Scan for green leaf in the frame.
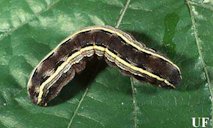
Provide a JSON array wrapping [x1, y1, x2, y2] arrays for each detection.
[[0, 0, 212, 128]]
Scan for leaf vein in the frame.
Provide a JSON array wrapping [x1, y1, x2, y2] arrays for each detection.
[[188, 0, 213, 11], [130, 78, 138, 128], [115, 0, 131, 28], [186, 0, 213, 96], [67, 88, 89, 128], [77, 113, 105, 127], [186, 0, 213, 120]]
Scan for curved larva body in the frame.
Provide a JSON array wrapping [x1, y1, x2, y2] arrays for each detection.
[[27, 26, 181, 106]]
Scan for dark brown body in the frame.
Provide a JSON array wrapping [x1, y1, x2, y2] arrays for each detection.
[[28, 26, 181, 106]]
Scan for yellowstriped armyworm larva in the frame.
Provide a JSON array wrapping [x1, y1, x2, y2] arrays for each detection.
[[27, 26, 181, 106]]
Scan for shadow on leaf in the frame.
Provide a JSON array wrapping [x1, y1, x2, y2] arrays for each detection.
[[48, 57, 107, 106]]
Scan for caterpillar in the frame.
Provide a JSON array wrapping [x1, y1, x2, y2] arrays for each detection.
[[27, 26, 181, 106]]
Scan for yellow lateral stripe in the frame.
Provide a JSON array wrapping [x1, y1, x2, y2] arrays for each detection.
[[106, 27, 180, 72], [37, 46, 94, 103], [104, 48, 175, 88], [28, 26, 180, 91], [37, 45, 175, 104], [34, 26, 180, 74], [67, 26, 181, 72]]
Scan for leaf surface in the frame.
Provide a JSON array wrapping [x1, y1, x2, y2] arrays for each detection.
[[0, 0, 212, 128]]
